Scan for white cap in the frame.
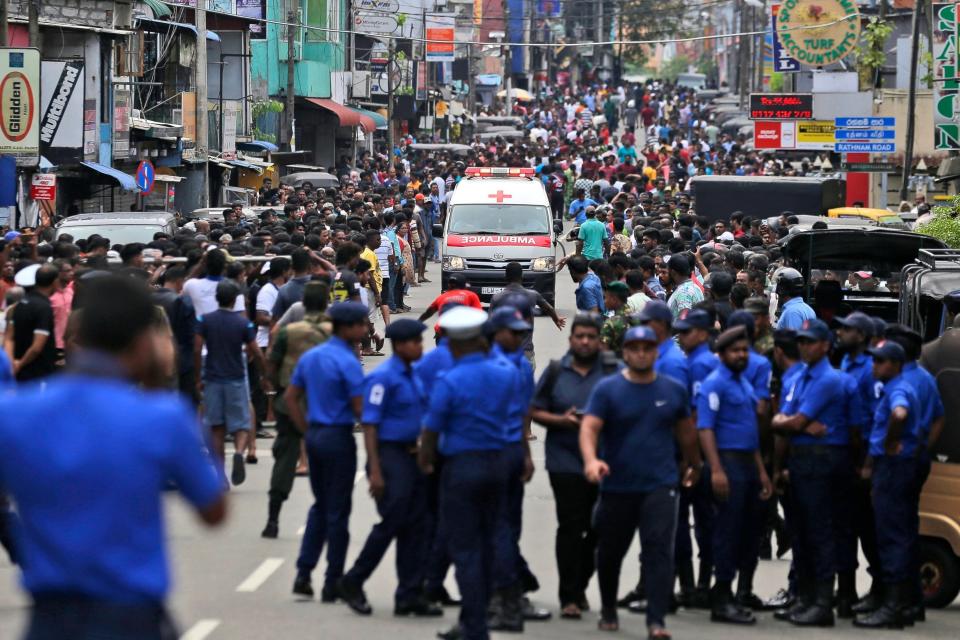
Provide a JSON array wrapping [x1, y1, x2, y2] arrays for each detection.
[[438, 306, 488, 340], [260, 261, 272, 275], [718, 231, 735, 243], [14, 263, 40, 287]]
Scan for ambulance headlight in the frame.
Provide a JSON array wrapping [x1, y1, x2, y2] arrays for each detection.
[[530, 256, 555, 272], [443, 256, 466, 271]]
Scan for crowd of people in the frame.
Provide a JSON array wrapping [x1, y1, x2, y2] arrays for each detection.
[[0, 76, 953, 640]]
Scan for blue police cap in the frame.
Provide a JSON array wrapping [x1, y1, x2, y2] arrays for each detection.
[[867, 339, 906, 363], [674, 308, 713, 331], [795, 318, 831, 342], [385, 318, 427, 341], [623, 325, 659, 345], [870, 316, 888, 338], [637, 300, 673, 326], [726, 310, 756, 341], [328, 301, 369, 324], [715, 325, 749, 352], [487, 305, 532, 332], [836, 311, 874, 337]]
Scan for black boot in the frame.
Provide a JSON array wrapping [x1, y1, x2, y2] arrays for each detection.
[[854, 582, 904, 629], [617, 581, 645, 608], [735, 571, 765, 611], [292, 573, 314, 598], [690, 558, 713, 609], [852, 582, 883, 614], [262, 498, 282, 538], [337, 576, 373, 615], [789, 581, 835, 627], [674, 558, 696, 608], [836, 571, 858, 619], [711, 582, 756, 625], [489, 585, 524, 632]]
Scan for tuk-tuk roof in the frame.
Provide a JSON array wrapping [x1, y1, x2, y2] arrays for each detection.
[[829, 207, 898, 220], [781, 228, 947, 276], [280, 171, 340, 188]]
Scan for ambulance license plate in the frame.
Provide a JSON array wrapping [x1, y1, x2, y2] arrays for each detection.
[[481, 287, 504, 295]]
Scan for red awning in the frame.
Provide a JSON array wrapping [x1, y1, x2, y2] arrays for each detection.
[[304, 98, 376, 133]]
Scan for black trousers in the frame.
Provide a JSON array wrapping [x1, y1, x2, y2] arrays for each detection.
[[548, 472, 598, 606], [25, 595, 177, 640]]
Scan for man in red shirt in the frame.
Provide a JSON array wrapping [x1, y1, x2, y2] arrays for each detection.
[[418, 273, 482, 323]]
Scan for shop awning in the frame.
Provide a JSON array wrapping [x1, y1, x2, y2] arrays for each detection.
[[237, 140, 279, 153], [136, 17, 221, 42], [227, 159, 264, 174], [347, 106, 387, 130], [131, 116, 183, 140], [80, 161, 139, 191], [143, 0, 172, 18], [303, 98, 376, 133]]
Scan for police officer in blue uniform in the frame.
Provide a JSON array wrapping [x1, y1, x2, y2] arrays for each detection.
[[416, 305, 460, 608], [486, 306, 539, 632], [774, 269, 816, 330], [0, 275, 225, 640], [581, 325, 702, 638], [285, 301, 368, 602], [673, 307, 718, 608], [881, 324, 945, 623], [854, 339, 922, 629], [836, 311, 884, 614], [419, 306, 519, 640], [772, 318, 861, 627], [616, 300, 692, 612], [338, 319, 443, 618], [697, 326, 774, 625]]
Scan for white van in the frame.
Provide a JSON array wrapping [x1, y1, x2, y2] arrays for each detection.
[[433, 167, 561, 305]]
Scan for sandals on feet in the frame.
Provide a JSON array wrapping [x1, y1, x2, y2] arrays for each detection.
[[560, 603, 582, 620], [598, 608, 619, 632], [647, 626, 671, 640]]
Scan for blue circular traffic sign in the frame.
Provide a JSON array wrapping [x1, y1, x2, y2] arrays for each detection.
[[136, 160, 156, 194]]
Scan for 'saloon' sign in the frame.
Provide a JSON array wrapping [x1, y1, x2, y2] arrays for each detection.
[[0, 48, 40, 166]]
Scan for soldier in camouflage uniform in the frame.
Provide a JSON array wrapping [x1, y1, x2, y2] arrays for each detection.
[[746, 297, 775, 360], [600, 281, 637, 357], [262, 282, 332, 539]]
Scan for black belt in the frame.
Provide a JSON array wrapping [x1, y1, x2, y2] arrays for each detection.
[[719, 450, 756, 461], [309, 422, 354, 430], [792, 443, 849, 454], [381, 441, 419, 454]]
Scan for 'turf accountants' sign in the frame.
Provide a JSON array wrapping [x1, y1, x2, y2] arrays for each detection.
[[776, 0, 861, 68], [0, 48, 40, 166]]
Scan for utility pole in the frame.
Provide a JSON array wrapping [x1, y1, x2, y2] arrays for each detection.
[[1, 0, 9, 47], [27, 0, 39, 48], [737, 0, 749, 109], [503, 0, 511, 110], [285, 8, 297, 151], [900, 0, 922, 202], [196, 1, 210, 207], [387, 38, 395, 155]]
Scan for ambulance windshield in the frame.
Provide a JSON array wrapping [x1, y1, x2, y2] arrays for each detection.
[[448, 205, 551, 235]]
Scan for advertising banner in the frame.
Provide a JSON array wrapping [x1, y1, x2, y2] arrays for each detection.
[[933, 3, 959, 149], [426, 14, 456, 62], [0, 48, 40, 166], [40, 60, 84, 165], [771, 4, 800, 72]]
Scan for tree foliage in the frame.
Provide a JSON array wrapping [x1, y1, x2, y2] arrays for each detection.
[[620, 0, 690, 68], [917, 196, 960, 248]]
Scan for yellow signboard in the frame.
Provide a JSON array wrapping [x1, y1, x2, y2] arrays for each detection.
[[777, 0, 861, 68], [796, 120, 836, 150]]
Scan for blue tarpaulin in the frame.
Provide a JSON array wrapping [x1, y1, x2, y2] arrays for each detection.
[[80, 161, 139, 191]]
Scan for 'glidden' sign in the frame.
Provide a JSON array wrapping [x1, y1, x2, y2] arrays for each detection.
[[776, 0, 861, 68], [0, 48, 40, 166]]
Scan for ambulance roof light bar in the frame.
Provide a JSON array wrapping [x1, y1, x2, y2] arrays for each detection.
[[464, 167, 536, 179]]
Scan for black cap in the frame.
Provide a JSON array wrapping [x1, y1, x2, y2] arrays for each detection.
[[385, 318, 427, 341], [715, 325, 749, 352]]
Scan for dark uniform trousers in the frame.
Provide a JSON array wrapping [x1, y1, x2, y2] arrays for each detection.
[[424, 454, 452, 595], [872, 456, 922, 586], [548, 472, 598, 606], [675, 464, 715, 588], [26, 595, 178, 640], [441, 450, 505, 640], [911, 453, 933, 606], [296, 427, 357, 589], [852, 448, 881, 584], [711, 452, 763, 584], [268, 408, 302, 505], [595, 487, 679, 629], [345, 442, 428, 605], [493, 441, 525, 591], [787, 445, 852, 591]]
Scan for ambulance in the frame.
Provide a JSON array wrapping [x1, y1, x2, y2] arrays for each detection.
[[433, 167, 562, 305]]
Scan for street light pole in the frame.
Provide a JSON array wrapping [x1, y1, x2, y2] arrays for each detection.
[[900, 0, 922, 202]]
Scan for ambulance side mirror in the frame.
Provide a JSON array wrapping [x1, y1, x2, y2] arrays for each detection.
[[432, 224, 444, 238], [553, 221, 563, 235]]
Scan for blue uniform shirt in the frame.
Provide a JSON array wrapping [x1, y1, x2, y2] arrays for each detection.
[[781, 362, 803, 403], [414, 338, 455, 395], [585, 372, 690, 493], [424, 352, 519, 456], [901, 361, 944, 438], [657, 338, 690, 393], [781, 356, 854, 446], [0, 348, 13, 387], [697, 363, 760, 451], [687, 342, 718, 405], [744, 350, 773, 400], [0, 358, 221, 603], [292, 336, 364, 426], [569, 198, 598, 224], [777, 297, 817, 330], [841, 351, 880, 436], [362, 355, 426, 442], [869, 374, 921, 458], [575, 272, 605, 313], [492, 343, 535, 443]]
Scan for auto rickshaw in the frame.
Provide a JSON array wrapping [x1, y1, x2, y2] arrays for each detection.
[[899, 248, 960, 607], [828, 207, 909, 230]]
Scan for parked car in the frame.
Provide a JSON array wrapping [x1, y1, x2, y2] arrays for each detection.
[[54, 212, 178, 245]]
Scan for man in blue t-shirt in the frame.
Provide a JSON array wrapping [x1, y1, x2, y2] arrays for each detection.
[[568, 188, 598, 224], [581, 325, 702, 638], [195, 280, 267, 487], [565, 255, 605, 314]]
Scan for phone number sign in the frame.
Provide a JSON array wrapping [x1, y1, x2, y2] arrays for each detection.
[[749, 93, 813, 120]]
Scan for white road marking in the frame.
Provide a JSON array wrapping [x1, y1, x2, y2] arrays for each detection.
[[180, 619, 221, 640], [236, 558, 285, 592]]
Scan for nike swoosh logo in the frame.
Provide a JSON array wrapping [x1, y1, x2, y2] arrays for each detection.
[[655, 400, 666, 407]]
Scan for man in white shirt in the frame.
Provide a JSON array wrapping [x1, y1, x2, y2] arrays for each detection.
[[255, 258, 291, 348], [182, 249, 245, 318]]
